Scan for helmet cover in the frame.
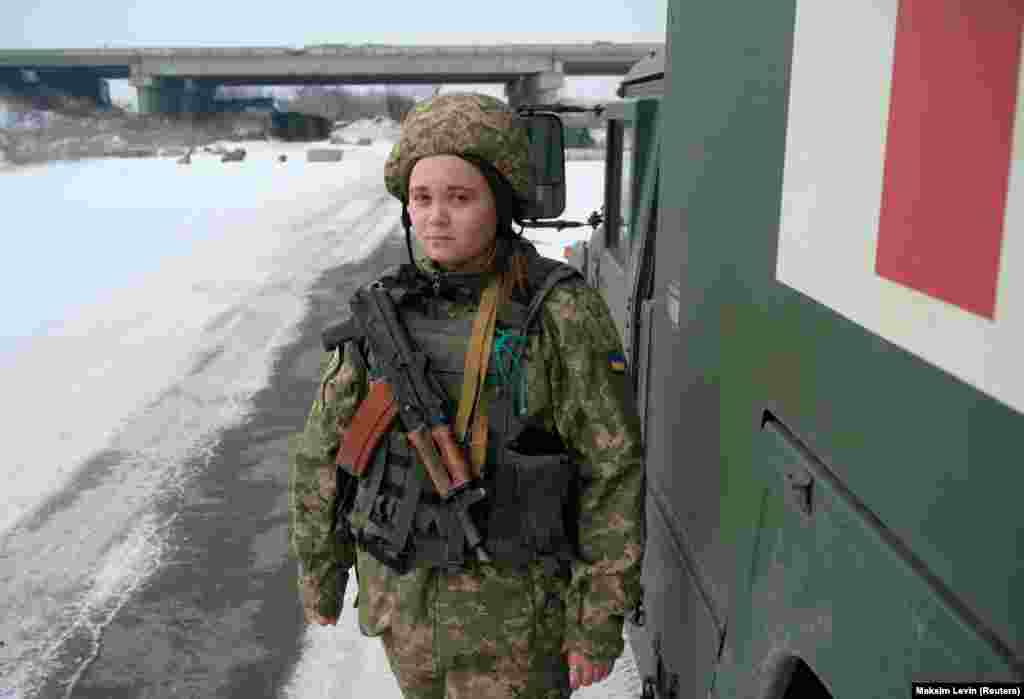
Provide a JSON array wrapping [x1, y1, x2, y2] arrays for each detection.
[[384, 92, 531, 203]]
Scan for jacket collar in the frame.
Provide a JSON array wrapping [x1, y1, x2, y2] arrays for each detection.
[[414, 236, 523, 298]]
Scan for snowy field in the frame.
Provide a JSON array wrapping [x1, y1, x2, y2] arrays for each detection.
[[0, 133, 636, 698], [0, 137, 399, 537]]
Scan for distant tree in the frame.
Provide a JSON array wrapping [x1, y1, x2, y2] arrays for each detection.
[[284, 85, 349, 120], [287, 85, 392, 121], [273, 84, 428, 123]]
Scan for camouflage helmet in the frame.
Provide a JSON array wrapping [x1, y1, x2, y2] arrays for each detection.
[[384, 92, 531, 203]]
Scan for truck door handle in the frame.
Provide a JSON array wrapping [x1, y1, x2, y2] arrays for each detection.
[[785, 466, 814, 517]]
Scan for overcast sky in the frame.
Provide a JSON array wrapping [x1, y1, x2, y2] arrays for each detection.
[[1, 0, 666, 48]]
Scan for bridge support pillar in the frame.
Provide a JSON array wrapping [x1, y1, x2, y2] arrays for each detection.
[[133, 76, 216, 116], [180, 80, 217, 117], [505, 70, 565, 108]]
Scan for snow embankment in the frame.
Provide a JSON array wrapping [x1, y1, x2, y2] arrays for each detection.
[[0, 96, 405, 170], [327, 116, 401, 147], [0, 95, 271, 168]]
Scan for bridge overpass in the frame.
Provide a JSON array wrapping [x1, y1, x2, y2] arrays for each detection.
[[0, 43, 660, 115]]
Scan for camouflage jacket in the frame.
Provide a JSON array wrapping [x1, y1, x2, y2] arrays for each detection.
[[288, 255, 645, 664]]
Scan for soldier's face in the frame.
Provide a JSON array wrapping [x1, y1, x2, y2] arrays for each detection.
[[408, 155, 498, 272]]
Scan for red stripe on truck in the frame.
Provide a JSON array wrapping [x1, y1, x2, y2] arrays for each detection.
[[875, 0, 1023, 319]]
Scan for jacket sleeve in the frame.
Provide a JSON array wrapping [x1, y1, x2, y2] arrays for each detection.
[[289, 341, 368, 620], [540, 280, 645, 664]]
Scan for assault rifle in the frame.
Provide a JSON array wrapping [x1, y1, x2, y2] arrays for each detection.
[[347, 280, 491, 563]]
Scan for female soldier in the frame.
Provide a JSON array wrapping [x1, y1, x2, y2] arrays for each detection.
[[289, 92, 644, 698]]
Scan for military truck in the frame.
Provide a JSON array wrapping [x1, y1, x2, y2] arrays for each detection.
[[522, 2, 1024, 696]]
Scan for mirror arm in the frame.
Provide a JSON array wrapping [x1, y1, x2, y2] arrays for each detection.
[[517, 103, 606, 118], [521, 210, 604, 232], [522, 220, 584, 231]]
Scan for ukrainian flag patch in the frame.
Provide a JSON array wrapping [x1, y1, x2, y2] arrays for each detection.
[[608, 352, 627, 373]]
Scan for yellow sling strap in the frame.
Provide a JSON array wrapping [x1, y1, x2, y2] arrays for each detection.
[[455, 270, 512, 478]]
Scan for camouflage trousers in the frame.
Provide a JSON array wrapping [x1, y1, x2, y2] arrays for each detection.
[[379, 620, 571, 699]]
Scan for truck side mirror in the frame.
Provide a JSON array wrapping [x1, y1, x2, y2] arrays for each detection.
[[519, 113, 567, 220]]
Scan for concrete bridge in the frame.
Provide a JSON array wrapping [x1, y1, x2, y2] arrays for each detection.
[[0, 43, 660, 114]]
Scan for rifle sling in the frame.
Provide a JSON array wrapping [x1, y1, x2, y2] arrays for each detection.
[[454, 272, 506, 478]]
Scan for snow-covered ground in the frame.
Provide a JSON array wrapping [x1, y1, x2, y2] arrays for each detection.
[[0, 136, 402, 696], [0, 132, 627, 698], [0, 137, 396, 536]]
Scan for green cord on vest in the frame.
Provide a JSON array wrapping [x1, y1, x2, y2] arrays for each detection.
[[491, 329, 529, 416]]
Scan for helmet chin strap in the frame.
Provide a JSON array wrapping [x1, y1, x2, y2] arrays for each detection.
[[401, 207, 422, 275]]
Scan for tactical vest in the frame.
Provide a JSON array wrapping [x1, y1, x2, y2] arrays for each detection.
[[325, 248, 582, 575]]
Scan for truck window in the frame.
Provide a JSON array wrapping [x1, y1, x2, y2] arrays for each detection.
[[620, 123, 635, 250], [604, 119, 636, 257]]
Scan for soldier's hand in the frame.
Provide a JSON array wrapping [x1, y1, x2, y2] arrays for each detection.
[[300, 574, 339, 626], [302, 602, 339, 626], [567, 650, 613, 691]]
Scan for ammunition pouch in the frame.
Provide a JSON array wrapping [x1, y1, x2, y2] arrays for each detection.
[[333, 463, 360, 609], [349, 436, 423, 574], [348, 432, 576, 575], [484, 448, 575, 569], [332, 464, 359, 543]]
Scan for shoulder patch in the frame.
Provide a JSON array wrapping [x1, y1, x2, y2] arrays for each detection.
[[608, 352, 627, 373]]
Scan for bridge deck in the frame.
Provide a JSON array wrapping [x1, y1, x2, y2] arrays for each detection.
[[0, 43, 661, 82]]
